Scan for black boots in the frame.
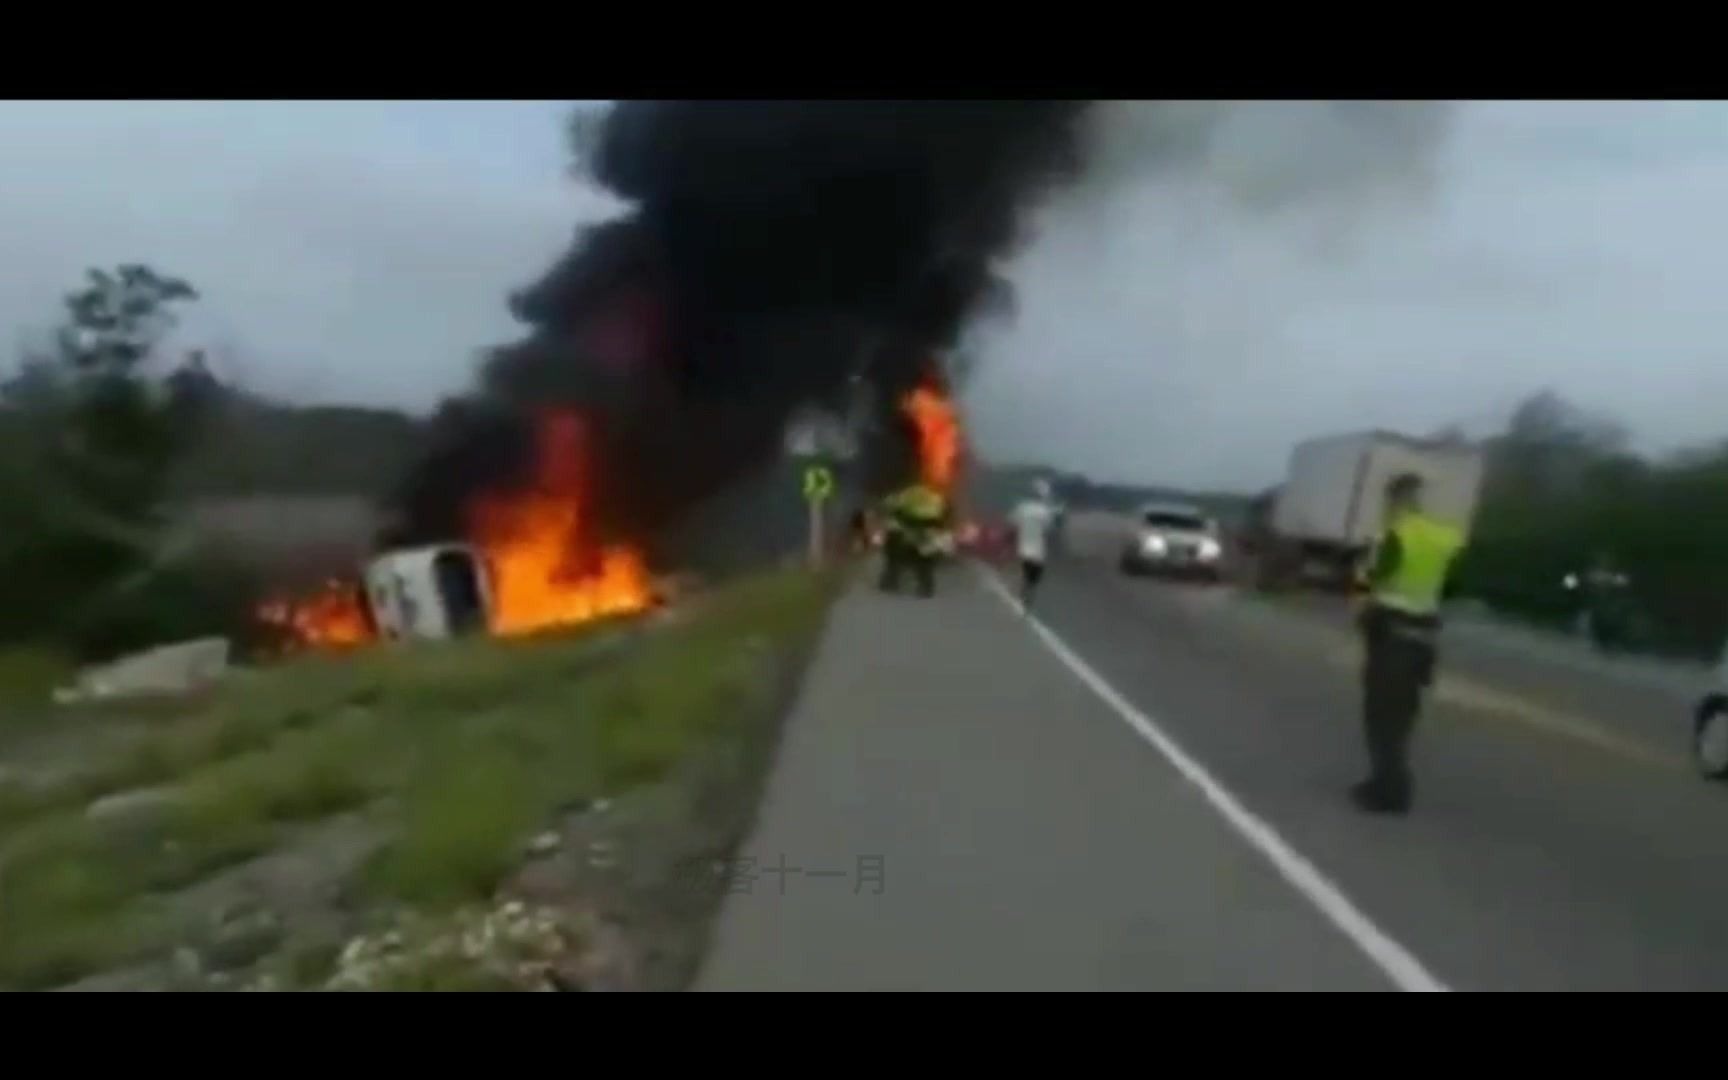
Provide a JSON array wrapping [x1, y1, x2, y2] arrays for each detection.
[[1350, 778, 1411, 816]]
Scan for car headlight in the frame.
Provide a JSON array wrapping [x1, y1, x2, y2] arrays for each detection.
[[1141, 535, 1168, 555], [1198, 538, 1222, 561]]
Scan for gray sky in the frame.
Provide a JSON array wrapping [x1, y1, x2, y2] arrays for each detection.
[[0, 100, 617, 406], [3, 101, 1725, 493], [972, 101, 1728, 490]]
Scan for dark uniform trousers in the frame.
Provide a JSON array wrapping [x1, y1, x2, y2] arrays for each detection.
[[1359, 604, 1439, 801], [879, 515, 939, 597]]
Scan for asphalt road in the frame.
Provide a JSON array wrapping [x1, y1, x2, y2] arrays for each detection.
[[701, 519, 1728, 991], [1028, 515, 1728, 990], [698, 563, 1392, 990]]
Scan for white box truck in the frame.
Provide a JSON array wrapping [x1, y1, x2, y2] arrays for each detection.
[[1264, 431, 1485, 590]]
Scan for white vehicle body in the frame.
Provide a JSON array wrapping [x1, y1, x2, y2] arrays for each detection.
[[1273, 431, 1486, 548], [1120, 501, 1225, 580], [1694, 640, 1728, 780], [363, 543, 493, 642]]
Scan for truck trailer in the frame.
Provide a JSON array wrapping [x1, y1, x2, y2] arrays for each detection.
[[1255, 430, 1485, 591]]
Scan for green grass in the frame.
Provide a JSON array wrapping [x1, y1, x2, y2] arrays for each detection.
[[361, 569, 837, 911], [177, 720, 383, 828], [0, 816, 165, 987], [0, 660, 387, 831], [0, 786, 44, 829], [0, 566, 841, 989], [363, 743, 545, 906], [274, 932, 346, 989], [0, 647, 74, 712]]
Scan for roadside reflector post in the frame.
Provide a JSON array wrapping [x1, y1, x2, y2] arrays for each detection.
[[802, 463, 835, 568]]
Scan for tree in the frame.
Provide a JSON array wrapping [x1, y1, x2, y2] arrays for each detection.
[[57, 264, 196, 376], [1490, 389, 1628, 500], [53, 266, 200, 520], [1456, 389, 1728, 657], [0, 263, 207, 655]]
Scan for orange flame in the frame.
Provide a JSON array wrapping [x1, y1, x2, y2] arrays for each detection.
[[256, 409, 655, 652], [257, 578, 374, 652], [466, 409, 654, 638], [901, 380, 962, 496]]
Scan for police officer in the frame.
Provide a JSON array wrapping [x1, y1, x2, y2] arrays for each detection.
[[1350, 472, 1465, 815], [878, 481, 948, 598]]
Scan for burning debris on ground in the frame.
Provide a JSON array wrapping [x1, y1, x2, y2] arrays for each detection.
[[257, 579, 375, 653]]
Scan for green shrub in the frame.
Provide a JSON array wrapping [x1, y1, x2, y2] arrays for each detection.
[[0, 646, 75, 709]]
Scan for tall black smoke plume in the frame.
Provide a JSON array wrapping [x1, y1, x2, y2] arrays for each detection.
[[383, 101, 1092, 561]]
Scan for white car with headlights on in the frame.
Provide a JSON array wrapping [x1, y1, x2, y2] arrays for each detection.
[[1119, 502, 1225, 582]]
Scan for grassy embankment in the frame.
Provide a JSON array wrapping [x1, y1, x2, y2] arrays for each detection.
[[0, 566, 839, 990]]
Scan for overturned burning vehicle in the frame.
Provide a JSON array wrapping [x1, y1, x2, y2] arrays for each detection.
[[258, 409, 661, 651]]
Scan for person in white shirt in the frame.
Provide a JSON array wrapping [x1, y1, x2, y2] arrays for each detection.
[[1008, 479, 1061, 612]]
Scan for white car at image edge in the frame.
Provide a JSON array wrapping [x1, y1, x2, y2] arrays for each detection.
[[1695, 642, 1728, 780]]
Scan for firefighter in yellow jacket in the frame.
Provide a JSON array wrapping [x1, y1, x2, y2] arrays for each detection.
[[878, 481, 948, 598], [1350, 472, 1465, 816]]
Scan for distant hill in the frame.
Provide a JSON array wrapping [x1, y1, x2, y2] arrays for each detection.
[[970, 461, 1253, 527]]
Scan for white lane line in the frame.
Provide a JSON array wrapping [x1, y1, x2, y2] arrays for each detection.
[[975, 567, 1449, 994]]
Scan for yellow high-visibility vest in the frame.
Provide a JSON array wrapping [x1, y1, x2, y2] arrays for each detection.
[[885, 484, 945, 524], [1371, 512, 1465, 616]]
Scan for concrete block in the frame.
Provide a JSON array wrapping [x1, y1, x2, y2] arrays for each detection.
[[62, 637, 231, 702]]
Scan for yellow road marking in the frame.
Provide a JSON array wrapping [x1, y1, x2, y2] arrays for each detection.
[[1141, 584, 1687, 770], [1273, 609, 1688, 772], [1431, 671, 1684, 770]]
